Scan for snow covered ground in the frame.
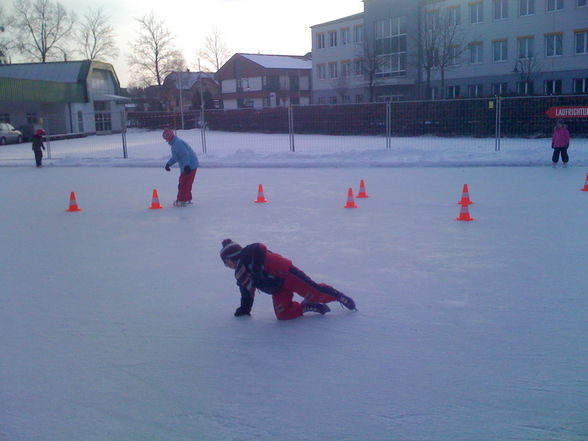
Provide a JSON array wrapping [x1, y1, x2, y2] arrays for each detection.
[[1, 130, 588, 441]]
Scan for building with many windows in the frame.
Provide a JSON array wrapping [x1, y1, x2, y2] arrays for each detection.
[[216, 53, 312, 109], [312, 0, 588, 101], [311, 13, 366, 104]]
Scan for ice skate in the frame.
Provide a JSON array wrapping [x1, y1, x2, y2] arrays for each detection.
[[336, 293, 357, 311], [302, 300, 330, 315], [173, 200, 188, 207]]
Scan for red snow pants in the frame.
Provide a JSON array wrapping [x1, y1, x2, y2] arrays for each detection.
[[271, 267, 338, 320], [177, 169, 197, 202]]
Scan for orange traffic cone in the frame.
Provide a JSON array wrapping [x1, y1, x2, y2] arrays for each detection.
[[581, 173, 588, 191], [254, 184, 268, 203], [149, 189, 163, 209], [456, 203, 474, 221], [357, 179, 369, 198], [457, 184, 473, 206], [344, 188, 358, 208], [66, 191, 81, 212]]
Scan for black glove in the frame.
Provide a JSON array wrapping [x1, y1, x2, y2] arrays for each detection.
[[234, 307, 251, 317], [183, 165, 191, 174], [165, 164, 171, 172]]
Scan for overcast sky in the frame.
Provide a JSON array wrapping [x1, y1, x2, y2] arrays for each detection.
[[31, 0, 363, 87]]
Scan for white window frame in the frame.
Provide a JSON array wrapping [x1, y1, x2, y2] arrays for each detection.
[[573, 77, 588, 93], [446, 85, 461, 98], [316, 33, 325, 49], [575, 30, 588, 54], [341, 61, 352, 78], [544, 79, 562, 95], [317, 64, 326, 80], [517, 80, 533, 95], [341, 27, 351, 45], [492, 82, 509, 95], [468, 84, 484, 97], [519, 0, 535, 15], [329, 30, 337, 47], [494, 0, 509, 19], [448, 6, 462, 26], [547, 0, 564, 11], [493, 39, 509, 62], [517, 36, 534, 58], [470, 2, 484, 23], [354, 25, 364, 43], [545, 33, 563, 57], [328, 62, 338, 79], [469, 41, 484, 63]]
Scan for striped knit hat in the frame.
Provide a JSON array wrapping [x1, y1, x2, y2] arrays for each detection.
[[220, 239, 242, 262]]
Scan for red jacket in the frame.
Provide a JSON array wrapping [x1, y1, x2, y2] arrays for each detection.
[[552, 126, 570, 149]]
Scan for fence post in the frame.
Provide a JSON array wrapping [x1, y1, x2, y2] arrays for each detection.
[[43, 115, 52, 160], [288, 105, 295, 152], [494, 95, 502, 152], [386, 102, 392, 149], [200, 109, 207, 154], [121, 110, 128, 159]]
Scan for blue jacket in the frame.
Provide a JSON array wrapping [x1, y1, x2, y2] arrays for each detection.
[[166, 136, 199, 170]]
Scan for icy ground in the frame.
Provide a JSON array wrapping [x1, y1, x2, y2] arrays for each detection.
[[1, 161, 587, 441]]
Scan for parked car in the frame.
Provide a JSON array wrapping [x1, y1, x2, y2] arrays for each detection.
[[0, 122, 24, 145]]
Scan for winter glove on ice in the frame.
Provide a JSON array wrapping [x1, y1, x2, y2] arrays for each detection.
[[183, 165, 191, 174], [165, 164, 171, 172], [234, 306, 251, 317]]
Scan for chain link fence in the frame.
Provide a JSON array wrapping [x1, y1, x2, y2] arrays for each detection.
[[1, 95, 586, 162]]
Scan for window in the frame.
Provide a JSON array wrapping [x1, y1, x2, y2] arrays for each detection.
[[492, 82, 509, 94], [354, 25, 364, 43], [545, 33, 563, 56], [547, 0, 564, 11], [469, 41, 484, 63], [354, 59, 363, 76], [493, 39, 508, 62], [317, 64, 326, 80], [449, 45, 461, 65], [517, 80, 534, 94], [426, 9, 440, 30], [446, 85, 460, 98], [355, 94, 364, 103], [329, 30, 337, 47], [494, 0, 508, 19], [517, 36, 534, 58], [573, 78, 588, 92], [26, 112, 38, 124], [316, 33, 325, 49], [448, 6, 461, 26], [0, 113, 10, 123], [468, 84, 484, 97], [470, 2, 484, 23], [341, 28, 351, 45], [342, 95, 351, 104], [519, 0, 535, 14], [78, 111, 84, 132], [328, 62, 338, 79], [575, 30, 588, 54], [317, 97, 326, 104], [341, 61, 352, 78], [578, 0, 587, 6], [375, 16, 408, 77], [545, 79, 562, 94], [329, 96, 337, 104]]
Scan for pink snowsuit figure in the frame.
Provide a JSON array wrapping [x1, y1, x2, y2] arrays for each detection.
[[551, 120, 570, 167]]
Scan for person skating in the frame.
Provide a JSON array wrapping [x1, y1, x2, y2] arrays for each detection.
[[220, 239, 356, 320], [551, 119, 571, 168], [163, 128, 199, 206], [32, 129, 46, 168]]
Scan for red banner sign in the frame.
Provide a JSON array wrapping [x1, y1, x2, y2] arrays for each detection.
[[545, 106, 588, 118]]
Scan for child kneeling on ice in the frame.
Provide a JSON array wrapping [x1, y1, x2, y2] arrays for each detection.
[[220, 239, 356, 320]]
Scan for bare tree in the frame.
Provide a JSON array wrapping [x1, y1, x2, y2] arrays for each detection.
[[434, 13, 468, 95], [12, 0, 76, 63], [77, 7, 118, 61], [415, 7, 442, 99], [128, 12, 185, 86], [196, 27, 231, 72], [0, 5, 17, 63], [357, 36, 387, 103]]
